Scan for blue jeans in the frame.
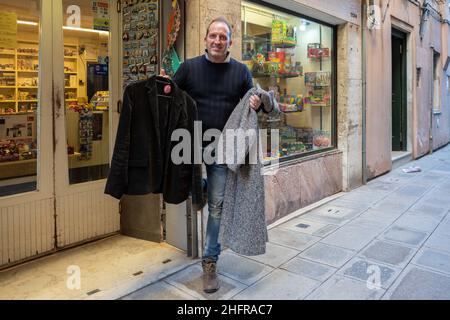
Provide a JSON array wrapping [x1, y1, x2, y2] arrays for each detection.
[[202, 163, 228, 262]]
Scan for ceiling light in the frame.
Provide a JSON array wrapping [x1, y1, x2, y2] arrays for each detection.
[[17, 20, 109, 35], [63, 26, 109, 35], [18, 20, 38, 26]]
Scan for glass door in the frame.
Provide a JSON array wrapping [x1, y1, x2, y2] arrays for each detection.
[[54, 0, 120, 248], [0, 0, 55, 267], [0, 0, 120, 269]]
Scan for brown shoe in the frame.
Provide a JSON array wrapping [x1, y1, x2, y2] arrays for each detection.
[[202, 259, 220, 293]]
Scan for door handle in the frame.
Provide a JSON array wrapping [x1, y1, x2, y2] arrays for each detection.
[[117, 99, 122, 114]]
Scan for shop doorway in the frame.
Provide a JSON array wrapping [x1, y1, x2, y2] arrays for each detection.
[[0, 0, 120, 269], [391, 29, 407, 152]]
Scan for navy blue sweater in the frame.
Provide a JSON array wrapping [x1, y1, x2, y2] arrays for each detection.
[[172, 55, 253, 135]]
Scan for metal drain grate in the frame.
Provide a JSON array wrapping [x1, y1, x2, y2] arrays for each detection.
[[86, 289, 101, 296]]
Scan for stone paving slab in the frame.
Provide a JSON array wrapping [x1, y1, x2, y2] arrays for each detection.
[[327, 198, 372, 211], [302, 205, 363, 226], [243, 242, 299, 268], [392, 185, 430, 198], [217, 251, 274, 286], [357, 208, 403, 224], [378, 225, 429, 247], [392, 212, 442, 233], [337, 257, 402, 289], [412, 248, 450, 275], [359, 240, 416, 268], [305, 274, 385, 300], [121, 281, 196, 300], [423, 232, 450, 254], [421, 195, 450, 208], [306, 204, 362, 219], [298, 242, 355, 268], [383, 266, 450, 300], [375, 175, 414, 185], [280, 257, 337, 282], [370, 197, 416, 213], [434, 220, 450, 237], [337, 189, 389, 205], [321, 225, 381, 251], [346, 216, 392, 232], [364, 180, 401, 192], [279, 217, 339, 237], [231, 269, 320, 300], [407, 202, 449, 218], [165, 264, 247, 300], [268, 227, 321, 251]]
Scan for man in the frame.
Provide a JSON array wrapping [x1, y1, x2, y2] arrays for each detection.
[[160, 17, 262, 293]]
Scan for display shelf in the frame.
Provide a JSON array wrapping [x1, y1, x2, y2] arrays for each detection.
[[272, 42, 297, 48], [252, 72, 301, 79], [0, 41, 78, 113], [0, 110, 36, 115], [0, 158, 37, 166], [17, 54, 38, 57], [242, 35, 270, 43]]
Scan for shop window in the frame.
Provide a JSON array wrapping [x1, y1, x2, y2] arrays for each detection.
[[241, 1, 335, 162], [63, 0, 111, 184], [0, 0, 40, 196]]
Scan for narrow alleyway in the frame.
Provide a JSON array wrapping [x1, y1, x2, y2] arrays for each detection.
[[122, 145, 450, 300]]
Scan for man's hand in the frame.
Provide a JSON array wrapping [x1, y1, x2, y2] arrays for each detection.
[[249, 94, 261, 110], [160, 68, 170, 79]]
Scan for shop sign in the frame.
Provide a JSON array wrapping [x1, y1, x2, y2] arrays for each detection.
[[0, 12, 18, 48], [92, 0, 110, 31], [91, 63, 108, 76]]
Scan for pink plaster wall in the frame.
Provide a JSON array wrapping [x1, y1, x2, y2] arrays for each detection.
[[365, 0, 449, 179]]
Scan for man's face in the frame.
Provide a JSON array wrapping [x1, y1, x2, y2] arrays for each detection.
[[204, 22, 232, 62]]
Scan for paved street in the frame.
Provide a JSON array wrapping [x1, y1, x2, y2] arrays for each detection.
[[122, 145, 450, 300]]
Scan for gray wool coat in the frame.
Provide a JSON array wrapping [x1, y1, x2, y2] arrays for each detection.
[[213, 86, 280, 256]]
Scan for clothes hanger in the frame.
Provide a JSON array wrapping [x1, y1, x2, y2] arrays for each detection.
[[155, 75, 171, 85], [155, 76, 173, 98]]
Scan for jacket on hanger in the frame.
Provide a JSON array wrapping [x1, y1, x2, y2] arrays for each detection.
[[105, 75, 204, 209], [213, 86, 280, 256]]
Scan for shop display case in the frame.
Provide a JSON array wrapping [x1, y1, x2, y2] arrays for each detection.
[[242, 1, 335, 161]]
